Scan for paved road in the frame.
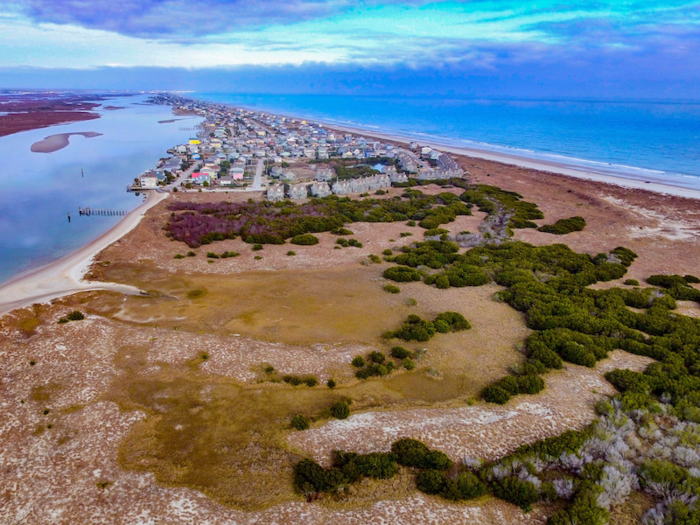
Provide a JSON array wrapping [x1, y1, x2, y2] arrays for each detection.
[[252, 158, 264, 191]]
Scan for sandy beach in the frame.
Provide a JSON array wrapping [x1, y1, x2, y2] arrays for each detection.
[[322, 122, 700, 200], [30, 131, 103, 153], [229, 103, 700, 200], [0, 191, 166, 317]]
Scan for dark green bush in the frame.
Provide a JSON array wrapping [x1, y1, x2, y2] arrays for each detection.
[[492, 476, 540, 512], [416, 470, 447, 495], [623, 279, 639, 286], [291, 234, 320, 245], [351, 356, 365, 368], [369, 351, 385, 363], [327, 379, 336, 389], [482, 385, 511, 404], [538, 216, 586, 235], [392, 438, 430, 467], [252, 243, 263, 251], [303, 377, 319, 387], [383, 266, 422, 282], [291, 414, 310, 430], [390, 346, 411, 359], [383, 284, 401, 294], [66, 310, 85, 321], [330, 400, 350, 419]]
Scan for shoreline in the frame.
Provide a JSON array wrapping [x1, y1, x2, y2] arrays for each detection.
[[0, 191, 167, 318], [214, 99, 700, 200]]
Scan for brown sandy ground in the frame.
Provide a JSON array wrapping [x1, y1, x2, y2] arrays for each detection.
[[2, 158, 700, 523]]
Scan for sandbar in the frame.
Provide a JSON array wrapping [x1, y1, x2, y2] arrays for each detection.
[[30, 131, 103, 153], [0, 191, 167, 318]]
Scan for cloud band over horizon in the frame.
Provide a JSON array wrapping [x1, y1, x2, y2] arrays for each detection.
[[2, 1, 700, 98]]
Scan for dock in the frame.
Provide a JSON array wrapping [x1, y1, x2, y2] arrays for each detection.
[[78, 207, 127, 217]]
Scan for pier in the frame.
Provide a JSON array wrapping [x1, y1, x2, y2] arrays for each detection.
[[78, 207, 127, 217]]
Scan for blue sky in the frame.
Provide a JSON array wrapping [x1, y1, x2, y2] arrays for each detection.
[[2, 1, 700, 98]]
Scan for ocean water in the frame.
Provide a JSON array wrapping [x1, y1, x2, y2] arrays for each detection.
[[0, 95, 203, 285], [197, 93, 700, 189]]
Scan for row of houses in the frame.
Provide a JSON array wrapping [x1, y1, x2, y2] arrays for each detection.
[[266, 173, 394, 201]]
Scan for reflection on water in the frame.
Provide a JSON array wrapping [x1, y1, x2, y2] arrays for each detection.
[[0, 95, 203, 285]]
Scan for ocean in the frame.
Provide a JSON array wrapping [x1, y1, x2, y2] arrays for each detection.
[[196, 93, 700, 190], [0, 94, 203, 285]]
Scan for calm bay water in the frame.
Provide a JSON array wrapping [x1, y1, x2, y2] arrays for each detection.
[[0, 95, 202, 285], [197, 93, 700, 188]]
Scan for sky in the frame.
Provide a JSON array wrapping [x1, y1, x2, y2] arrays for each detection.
[[2, 1, 700, 98]]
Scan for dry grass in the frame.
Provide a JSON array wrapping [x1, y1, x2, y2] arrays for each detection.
[[2, 164, 700, 523]]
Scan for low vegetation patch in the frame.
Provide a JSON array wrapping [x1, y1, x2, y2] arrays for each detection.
[[384, 312, 471, 342], [537, 216, 587, 235], [290, 234, 319, 245]]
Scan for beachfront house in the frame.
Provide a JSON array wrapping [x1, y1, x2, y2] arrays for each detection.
[[266, 185, 285, 201], [289, 184, 308, 200], [191, 172, 211, 185], [140, 173, 158, 188], [218, 176, 234, 186], [310, 182, 331, 198]]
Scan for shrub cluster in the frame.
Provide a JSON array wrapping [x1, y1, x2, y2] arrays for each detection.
[[290, 234, 319, 245], [537, 216, 587, 235], [384, 312, 471, 342], [282, 375, 319, 387], [336, 238, 363, 248], [352, 347, 417, 379], [166, 188, 467, 248]]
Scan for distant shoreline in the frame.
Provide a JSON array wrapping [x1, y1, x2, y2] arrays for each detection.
[[30, 131, 103, 153]]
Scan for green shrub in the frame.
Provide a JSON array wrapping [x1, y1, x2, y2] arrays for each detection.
[[538, 216, 586, 235], [492, 476, 540, 512], [391, 346, 411, 359], [402, 358, 416, 370], [331, 227, 353, 235], [327, 379, 336, 389], [303, 377, 319, 387], [351, 356, 366, 368], [383, 249, 393, 256], [368, 254, 382, 264], [66, 311, 85, 321], [450, 472, 487, 501], [283, 375, 303, 386], [291, 414, 310, 430], [57, 317, 68, 324], [252, 243, 263, 251], [623, 279, 639, 286], [174, 254, 185, 259], [330, 401, 350, 419], [369, 351, 385, 363], [416, 470, 447, 495], [286, 251, 296, 256], [206, 252, 219, 258], [186, 251, 196, 257], [482, 385, 511, 404], [291, 234, 320, 245], [424, 450, 453, 470], [383, 284, 401, 294], [383, 266, 422, 282], [392, 438, 430, 467]]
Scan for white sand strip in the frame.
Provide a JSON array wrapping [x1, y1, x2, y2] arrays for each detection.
[[0, 191, 167, 318]]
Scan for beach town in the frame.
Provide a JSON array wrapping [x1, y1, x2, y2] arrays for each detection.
[[137, 94, 464, 199]]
